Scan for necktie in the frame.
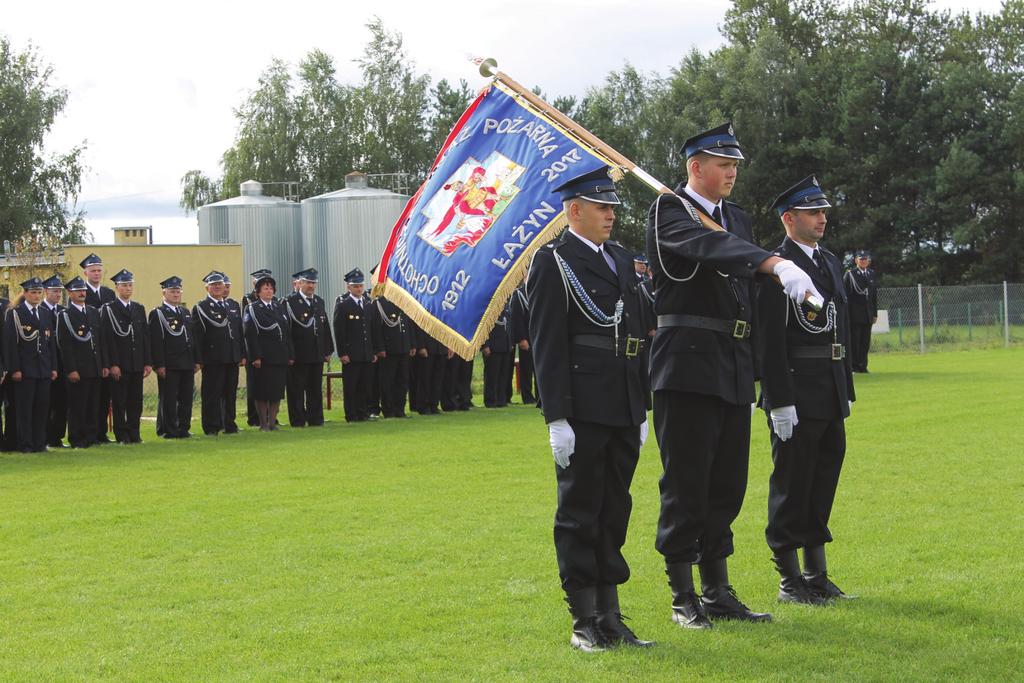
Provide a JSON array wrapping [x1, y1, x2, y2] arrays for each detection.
[[29, 306, 38, 320], [712, 205, 722, 225], [597, 246, 617, 275], [812, 250, 826, 277]]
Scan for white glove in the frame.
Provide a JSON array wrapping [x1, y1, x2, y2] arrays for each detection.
[[639, 420, 649, 447], [548, 419, 576, 469], [770, 405, 799, 441], [773, 260, 823, 305]]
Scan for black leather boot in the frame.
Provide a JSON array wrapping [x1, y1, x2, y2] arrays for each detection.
[[699, 558, 773, 622], [666, 563, 712, 629], [774, 550, 828, 605], [803, 545, 854, 600], [595, 585, 655, 647], [565, 587, 609, 652]]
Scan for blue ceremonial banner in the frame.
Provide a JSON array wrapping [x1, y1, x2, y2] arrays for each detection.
[[376, 81, 615, 359]]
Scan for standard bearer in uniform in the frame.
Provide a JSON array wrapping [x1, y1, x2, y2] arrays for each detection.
[[285, 268, 334, 427], [81, 252, 116, 443], [843, 250, 878, 373], [149, 276, 197, 439], [101, 269, 152, 444], [4, 277, 58, 452], [758, 176, 856, 604], [529, 167, 653, 652], [645, 123, 820, 627]]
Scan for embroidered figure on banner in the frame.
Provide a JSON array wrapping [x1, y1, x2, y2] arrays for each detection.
[[419, 152, 525, 256]]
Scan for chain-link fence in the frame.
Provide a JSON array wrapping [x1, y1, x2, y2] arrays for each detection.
[[873, 282, 1023, 353]]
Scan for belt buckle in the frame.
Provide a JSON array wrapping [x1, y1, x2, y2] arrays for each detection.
[[831, 343, 845, 360], [732, 320, 749, 339], [624, 337, 641, 358]]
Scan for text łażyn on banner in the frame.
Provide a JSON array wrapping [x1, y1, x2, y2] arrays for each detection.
[[375, 81, 615, 359]]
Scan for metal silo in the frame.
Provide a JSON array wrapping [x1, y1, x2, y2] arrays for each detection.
[[301, 172, 410, 303], [198, 180, 301, 290]]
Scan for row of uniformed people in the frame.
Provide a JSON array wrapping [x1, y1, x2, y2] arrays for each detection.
[[527, 137, 858, 652]]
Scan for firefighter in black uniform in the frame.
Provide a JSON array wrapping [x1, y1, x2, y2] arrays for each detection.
[[285, 268, 334, 427], [529, 167, 653, 652], [194, 271, 244, 435], [844, 250, 878, 373], [242, 269, 272, 427], [81, 253, 116, 443], [509, 282, 536, 405], [149, 276, 197, 439], [758, 176, 856, 604], [645, 123, 820, 628], [4, 277, 58, 452], [482, 301, 513, 408], [57, 276, 109, 449], [370, 295, 415, 418], [333, 268, 376, 422], [101, 269, 152, 444], [42, 274, 68, 448]]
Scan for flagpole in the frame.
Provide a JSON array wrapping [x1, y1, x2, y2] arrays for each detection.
[[473, 57, 823, 311]]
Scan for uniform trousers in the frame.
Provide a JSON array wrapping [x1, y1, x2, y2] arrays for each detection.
[[850, 323, 872, 371], [287, 362, 325, 426], [654, 390, 751, 564], [415, 354, 446, 414], [3, 379, 17, 451], [158, 369, 194, 438], [14, 377, 50, 452], [483, 352, 512, 407], [341, 361, 372, 422], [245, 364, 259, 426], [555, 419, 641, 592], [67, 377, 100, 448], [517, 348, 536, 403], [47, 375, 68, 446], [766, 416, 846, 553], [95, 377, 112, 441], [201, 363, 240, 434], [377, 354, 410, 417], [110, 372, 144, 442]]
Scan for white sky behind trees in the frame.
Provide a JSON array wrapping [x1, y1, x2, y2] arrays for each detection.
[[3, 0, 1004, 245]]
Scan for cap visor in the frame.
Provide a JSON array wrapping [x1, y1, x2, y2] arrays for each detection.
[[579, 191, 621, 205]]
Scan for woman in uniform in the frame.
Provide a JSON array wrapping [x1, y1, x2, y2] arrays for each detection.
[[243, 275, 294, 430]]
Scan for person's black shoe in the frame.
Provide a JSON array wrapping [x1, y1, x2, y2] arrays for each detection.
[[565, 587, 610, 653], [774, 551, 828, 605], [595, 585, 654, 647], [666, 563, 712, 629], [802, 546, 855, 600], [699, 559, 772, 622]]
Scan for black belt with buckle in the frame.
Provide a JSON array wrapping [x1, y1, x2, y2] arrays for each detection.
[[571, 334, 646, 358], [789, 344, 846, 360], [657, 314, 751, 339]]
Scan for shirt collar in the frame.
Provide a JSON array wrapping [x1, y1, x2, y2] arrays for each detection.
[[73, 302, 86, 312], [792, 240, 817, 260], [567, 229, 603, 253], [118, 297, 131, 307], [683, 185, 723, 219]]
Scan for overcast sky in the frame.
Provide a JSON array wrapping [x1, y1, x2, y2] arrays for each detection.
[[3, 0, 1005, 245]]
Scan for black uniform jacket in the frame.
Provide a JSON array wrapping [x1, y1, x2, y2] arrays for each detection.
[[371, 297, 414, 355], [193, 297, 244, 364], [3, 302, 57, 378], [57, 304, 107, 378], [333, 295, 375, 362], [844, 268, 878, 323], [483, 304, 513, 353], [285, 292, 334, 362], [102, 300, 152, 372], [243, 300, 294, 365], [509, 285, 530, 344], [148, 303, 195, 371], [412, 321, 448, 356], [85, 284, 116, 309], [528, 231, 651, 427], [757, 237, 855, 421], [645, 186, 774, 405]]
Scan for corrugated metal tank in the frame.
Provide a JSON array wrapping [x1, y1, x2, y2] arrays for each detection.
[[301, 172, 409, 303], [198, 180, 301, 289]]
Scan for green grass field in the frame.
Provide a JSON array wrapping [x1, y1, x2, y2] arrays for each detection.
[[2, 349, 1022, 681]]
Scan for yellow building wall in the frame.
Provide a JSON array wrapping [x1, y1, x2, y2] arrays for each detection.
[[0, 244, 244, 311]]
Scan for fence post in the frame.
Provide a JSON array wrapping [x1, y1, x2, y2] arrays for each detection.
[[898, 308, 903, 344], [918, 284, 925, 353], [967, 302, 972, 341], [1005, 281, 1011, 348]]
